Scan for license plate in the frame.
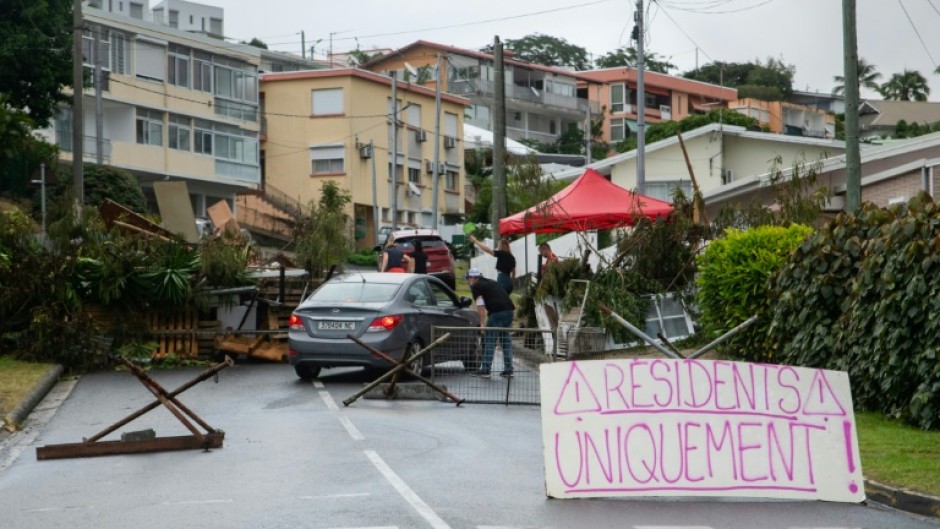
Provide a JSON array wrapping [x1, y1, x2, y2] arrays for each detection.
[[318, 321, 356, 331]]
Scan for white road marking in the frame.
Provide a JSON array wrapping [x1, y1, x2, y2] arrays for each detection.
[[24, 505, 94, 513], [0, 378, 78, 475], [364, 450, 452, 529], [162, 499, 234, 505], [313, 380, 325, 388], [298, 492, 372, 500], [318, 526, 397, 529], [319, 390, 364, 441]]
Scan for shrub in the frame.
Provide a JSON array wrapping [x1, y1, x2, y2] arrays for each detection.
[[695, 224, 813, 361], [769, 194, 940, 429]]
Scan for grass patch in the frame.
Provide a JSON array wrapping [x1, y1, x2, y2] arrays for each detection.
[[856, 412, 940, 496], [0, 356, 54, 416]]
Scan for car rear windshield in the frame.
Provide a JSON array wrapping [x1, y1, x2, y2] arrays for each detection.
[[310, 282, 400, 303], [396, 236, 447, 249]]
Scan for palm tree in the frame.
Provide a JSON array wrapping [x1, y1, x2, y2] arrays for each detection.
[[880, 70, 931, 101], [833, 58, 882, 95]]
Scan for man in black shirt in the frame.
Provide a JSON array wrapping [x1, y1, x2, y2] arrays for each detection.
[[466, 267, 515, 377]]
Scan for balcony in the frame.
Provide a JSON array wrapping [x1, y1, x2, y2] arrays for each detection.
[[448, 78, 598, 114], [56, 132, 112, 161]]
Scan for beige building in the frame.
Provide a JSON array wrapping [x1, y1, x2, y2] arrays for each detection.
[[260, 68, 470, 249]]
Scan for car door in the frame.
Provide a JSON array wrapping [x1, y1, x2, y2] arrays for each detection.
[[402, 278, 435, 350], [425, 279, 479, 362]]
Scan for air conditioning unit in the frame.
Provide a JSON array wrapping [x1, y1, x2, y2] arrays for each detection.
[[415, 130, 427, 142], [358, 145, 373, 159], [722, 169, 735, 184], [425, 160, 443, 174], [443, 136, 456, 149], [659, 105, 672, 114]]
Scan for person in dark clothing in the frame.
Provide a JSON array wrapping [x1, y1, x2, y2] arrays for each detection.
[[469, 235, 516, 294], [465, 267, 515, 377], [411, 240, 428, 274], [380, 240, 411, 273]]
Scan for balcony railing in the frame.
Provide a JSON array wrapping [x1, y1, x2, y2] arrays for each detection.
[[449, 78, 598, 114], [56, 132, 112, 161]]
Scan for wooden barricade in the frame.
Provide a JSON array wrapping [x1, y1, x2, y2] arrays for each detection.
[[149, 309, 199, 359]]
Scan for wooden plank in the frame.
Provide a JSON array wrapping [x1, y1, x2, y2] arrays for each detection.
[[36, 432, 224, 460]]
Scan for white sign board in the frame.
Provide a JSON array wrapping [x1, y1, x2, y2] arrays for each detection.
[[540, 359, 864, 502]]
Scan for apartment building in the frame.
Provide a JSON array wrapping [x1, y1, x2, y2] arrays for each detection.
[[363, 41, 598, 146], [260, 68, 470, 249], [151, 0, 224, 38], [43, 5, 262, 220], [577, 68, 738, 145], [729, 98, 835, 139]]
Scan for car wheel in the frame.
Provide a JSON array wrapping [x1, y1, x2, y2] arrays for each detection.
[[404, 341, 426, 376], [294, 364, 321, 380]]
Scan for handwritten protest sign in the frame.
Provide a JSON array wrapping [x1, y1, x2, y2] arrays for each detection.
[[540, 359, 864, 502]]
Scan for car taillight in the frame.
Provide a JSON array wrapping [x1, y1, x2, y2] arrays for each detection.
[[366, 315, 403, 332], [288, 314, 304, 331]]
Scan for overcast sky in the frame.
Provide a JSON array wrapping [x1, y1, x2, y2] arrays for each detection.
[[210, 0, 940, 101]]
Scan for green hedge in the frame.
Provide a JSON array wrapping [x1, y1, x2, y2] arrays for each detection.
[[769, 195, 940, 429], [695, 224, 813, 361]]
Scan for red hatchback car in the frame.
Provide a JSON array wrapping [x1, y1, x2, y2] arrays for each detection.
[[375, 229, 457, 290]]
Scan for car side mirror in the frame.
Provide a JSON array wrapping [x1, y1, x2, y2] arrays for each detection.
[[458, 296, 473, 308]]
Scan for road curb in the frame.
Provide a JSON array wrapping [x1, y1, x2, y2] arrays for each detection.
[[3, 364, 64, 432], [866, 479, 940, 518]]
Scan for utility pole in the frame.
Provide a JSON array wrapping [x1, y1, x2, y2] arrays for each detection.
[[389, 71, 399, 230], [585, 104, 592, 165], [369, 140, 379, 244], [635, 0, 646, 195], [430, 53, 443, 230], [72, 0, 84, 210], [94, 26, 104, 165], [301, 30, 305, 59], [491, 36, 507, 242], [843, 0, 861, 212]]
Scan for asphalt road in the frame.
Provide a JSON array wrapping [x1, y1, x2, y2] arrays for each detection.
[[0, 362, 937, 529]]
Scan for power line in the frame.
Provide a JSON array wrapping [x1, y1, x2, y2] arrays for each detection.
[[653, 1, 714, 63], [264, 0, 614, 47], [896, 0, 938, 68]]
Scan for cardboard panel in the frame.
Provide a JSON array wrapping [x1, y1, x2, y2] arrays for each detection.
[[540, 359, 864, 503], [153, 181, 199, 243]]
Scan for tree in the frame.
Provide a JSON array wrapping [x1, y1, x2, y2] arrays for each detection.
[[682, 57, 795, 99], [243, 38, 268, 49], [594, 46, 676, 73], [294, 181, 353, 277], [617, 109, 761, 153], [482, 34, 590, 71], [833, 57, 882, 95], [880, 69, 930, 102], [347, 47, 384, 66], [0, 0, 73, 127]]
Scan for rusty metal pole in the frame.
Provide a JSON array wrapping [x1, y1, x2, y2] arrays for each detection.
[[342, 333, 451, 406], [348, 335, 464, 405], [598, 303, 680, 359]]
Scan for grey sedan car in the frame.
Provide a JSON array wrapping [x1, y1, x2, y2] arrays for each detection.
[[288, 272, 481, 379]]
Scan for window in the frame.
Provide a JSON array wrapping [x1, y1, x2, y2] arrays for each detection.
[[428, 281, 456, 308], [408, 167, 420, 184], [644, 293, 694, 341], [168, 45, 190, 88], [136, 108, 163, 146], [168, 114, 191, 151], [444, 112, 458, 137], [610, 118, 627, 142], [381, 208, 389, 222], [194, 119, 212, 154], [645, 94, 657, 109], [214, 123, 258, 165], [406, 104, 421, 128], [445, 168, 458, 191], [312, 88, 343, 115], [168, 10, 179, 28], [645, 180, 692, 203], [111, 32, 127, 74], [81, 27, 110, 69], [129, 1, 143, 19], [611, 83, 626, 113], [135, 39, 165, 81], [193, 52, 212, 92], [311, 145, 345, 174]]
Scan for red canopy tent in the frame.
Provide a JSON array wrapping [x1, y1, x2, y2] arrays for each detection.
[[498, 168, 674, 235]]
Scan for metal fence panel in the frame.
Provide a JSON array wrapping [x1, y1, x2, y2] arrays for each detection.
[[427, 326, 555, 405]]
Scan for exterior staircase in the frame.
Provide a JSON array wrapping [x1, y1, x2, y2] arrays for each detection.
[[236, 183, 307, 245]]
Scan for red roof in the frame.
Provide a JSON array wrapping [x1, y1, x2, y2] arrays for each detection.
[[499, 169, 673, 235]]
